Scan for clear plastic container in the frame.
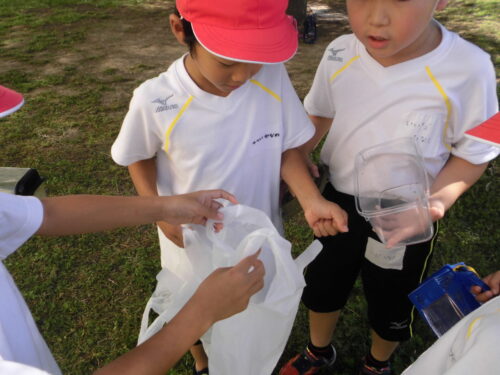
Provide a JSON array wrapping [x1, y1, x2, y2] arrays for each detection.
[[355, 137, 433, 247]]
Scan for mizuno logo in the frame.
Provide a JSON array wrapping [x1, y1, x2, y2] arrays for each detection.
[[327, 47, 345, 62], [389, 320, 408, 330], [152, 94, 179, 112]]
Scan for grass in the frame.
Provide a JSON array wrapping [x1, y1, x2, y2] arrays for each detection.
[[0, 0, 498, 374]]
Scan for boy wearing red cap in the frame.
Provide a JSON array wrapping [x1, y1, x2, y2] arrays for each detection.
[[111, 0, 348, 373]]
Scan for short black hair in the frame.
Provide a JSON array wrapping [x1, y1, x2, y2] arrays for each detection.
[[174, 8, 197, 53]]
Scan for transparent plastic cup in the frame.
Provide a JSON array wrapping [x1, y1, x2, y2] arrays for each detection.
[[355, 138, 433, 247]]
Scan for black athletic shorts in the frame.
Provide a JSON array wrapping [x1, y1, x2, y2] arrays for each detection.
[[302, 183, 439, 342]]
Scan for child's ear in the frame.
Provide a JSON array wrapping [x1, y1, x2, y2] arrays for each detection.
[[169, 14, 187, 45], [435, 0, 449, 11]]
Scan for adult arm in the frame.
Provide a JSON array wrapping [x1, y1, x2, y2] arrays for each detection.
[[93, 252, 264, 375], [37, 190, 237, 236]]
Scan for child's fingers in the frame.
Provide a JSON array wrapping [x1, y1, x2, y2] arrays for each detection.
[[234, 249, 263, 274]]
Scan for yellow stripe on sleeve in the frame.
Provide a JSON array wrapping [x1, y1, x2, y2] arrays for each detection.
[[249, 79, 282, 102], [329, 55, 360, 82], [164, 95, 193, 153], [425, 66, 452, 151]]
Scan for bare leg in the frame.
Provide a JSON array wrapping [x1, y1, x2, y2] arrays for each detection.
[[190, 343, 208, 372], [309, 310, 341, 347], [369, 330, 399, 361]]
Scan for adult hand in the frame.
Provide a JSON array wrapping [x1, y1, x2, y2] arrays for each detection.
[[191, 250, 265, 323]]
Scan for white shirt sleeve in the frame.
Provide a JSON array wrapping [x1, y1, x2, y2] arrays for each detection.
[[279, 64, 315, 150], [0, 193, 43, 260], [449, 46, 499, 164], [111, 85, 163, 166], [0, 360, 53, 375], [303, 41, 337, 119]]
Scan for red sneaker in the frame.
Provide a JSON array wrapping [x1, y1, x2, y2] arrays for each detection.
[[279, 345, 336, 375]]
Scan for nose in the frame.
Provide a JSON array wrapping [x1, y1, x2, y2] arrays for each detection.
[[231, 64, 260, 84], [368, 1, 390, 27]]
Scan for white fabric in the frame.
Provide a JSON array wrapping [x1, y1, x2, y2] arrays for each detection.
[[112, 56, 313, 265], [402, 296, 500, 375], [0, 193, 61, 375], [0, 359, 52, 375], [138, 204, 322, 375], [304, 22, 499, 195]]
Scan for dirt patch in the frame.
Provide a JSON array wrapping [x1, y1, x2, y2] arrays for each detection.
[[1, 0, 348, 106]]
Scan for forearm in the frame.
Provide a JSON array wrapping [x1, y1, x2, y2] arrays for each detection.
[[430, 156, 488, 211], [281, 148, 323, 207], [37, 195, 167, 235], [128, 158, 159, 197], [298, 115, 333, 155], [93, 297, 212, 375]]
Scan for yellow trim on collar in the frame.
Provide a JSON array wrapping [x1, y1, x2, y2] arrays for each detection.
[[425, 66, 452, 151], [164, 95, 193, 153], [250, 79, 282, 102], [329, 55, 360, 82]]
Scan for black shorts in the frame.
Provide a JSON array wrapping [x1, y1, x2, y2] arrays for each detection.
[[302, 183, 439, 342]]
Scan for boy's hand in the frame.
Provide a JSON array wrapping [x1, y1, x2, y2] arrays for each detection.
[[158, 221, 184, 247], [303, 198, 348, 237], [429, 197, 446, 222], [471, 271, 500, 303]]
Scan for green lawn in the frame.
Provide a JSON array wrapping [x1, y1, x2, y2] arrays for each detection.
[[0, 0, 498, 374]]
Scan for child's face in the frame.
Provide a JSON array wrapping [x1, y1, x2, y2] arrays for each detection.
[[346, 0, 447, 67], [185, 44, 263, 97]]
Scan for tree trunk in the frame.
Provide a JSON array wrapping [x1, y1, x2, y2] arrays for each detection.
[[287, 0, 307, 25]]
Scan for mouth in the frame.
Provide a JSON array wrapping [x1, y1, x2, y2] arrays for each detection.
[[367, 35, 389, 48]]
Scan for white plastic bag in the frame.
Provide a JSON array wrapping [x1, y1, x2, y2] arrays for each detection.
[[138, 204, 321, 375]]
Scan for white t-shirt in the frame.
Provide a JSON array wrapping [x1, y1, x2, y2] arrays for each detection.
[[112, 57, 314, 231], [402, 295, 500, 375], [304, 23, 499, 195], [0, 193, 61, 375]]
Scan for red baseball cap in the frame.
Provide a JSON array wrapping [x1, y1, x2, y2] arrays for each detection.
[[177, 0, 298, 64], [0, 85, 24, 118]]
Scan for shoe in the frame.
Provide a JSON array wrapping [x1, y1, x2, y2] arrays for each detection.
[[192, 365, 209, 375], [279, 345, 336, 375], [358, 357, 392, 375]]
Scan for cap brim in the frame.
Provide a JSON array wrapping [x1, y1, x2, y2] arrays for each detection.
[[0, 85, 24, 119], [464, 112, 500, 147], [192, 16, 298, 64]]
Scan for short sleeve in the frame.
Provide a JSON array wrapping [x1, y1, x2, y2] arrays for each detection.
[[450, 50, 499, 164], [111, 85, 163, 166], [0, 193, 43, 260], [0, 360, 53, 375], [304, 44, 336, 119], [279, 64, 314, 150]]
